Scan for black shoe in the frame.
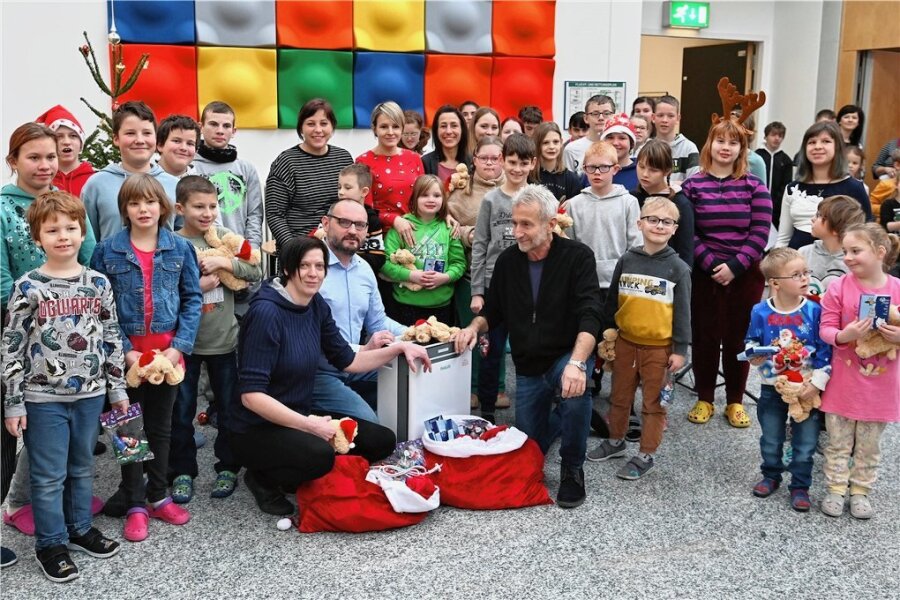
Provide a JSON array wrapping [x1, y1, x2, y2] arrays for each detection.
[[557, 466, 586, 509], [93, 441, 107, 456], [1, 546, 17, 568], [244, 471, 293, 516], [67, 527, 120, 559], [590, 409, 610, 437], [35, 545, 79, 583], [101, 489, 128, 518]]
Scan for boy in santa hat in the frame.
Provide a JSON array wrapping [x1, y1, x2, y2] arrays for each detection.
[[35, 105, 95, 197]]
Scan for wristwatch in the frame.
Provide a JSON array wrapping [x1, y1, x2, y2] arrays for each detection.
[[567, 359, 587, 372]]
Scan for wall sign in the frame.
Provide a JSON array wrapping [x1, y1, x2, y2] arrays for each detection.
[[663, 1, 710, 29], [563, 81, 626, 125]]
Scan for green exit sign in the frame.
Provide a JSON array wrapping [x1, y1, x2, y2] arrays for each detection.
[[664, 1, 710, 29]]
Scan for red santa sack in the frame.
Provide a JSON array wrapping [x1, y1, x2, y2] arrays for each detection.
[[424, 437, 553, 510], [295, 456, 427, 533]]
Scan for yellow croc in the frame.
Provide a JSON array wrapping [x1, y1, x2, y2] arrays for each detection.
[[687, 400, 715, 424], [725, 403, 751, 428]]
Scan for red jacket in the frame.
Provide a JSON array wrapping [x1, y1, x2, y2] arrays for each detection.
[[53, 161, 95, 197]]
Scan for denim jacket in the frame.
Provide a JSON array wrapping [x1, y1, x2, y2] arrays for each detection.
[[91, 227, 201, 354]]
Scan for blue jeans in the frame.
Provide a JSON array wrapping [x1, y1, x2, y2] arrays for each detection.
[[23, 395, 104, 551], [515, 353, 593, 469], [311, 370, 379, 423], [477, 322, 508, 411], [756, 384, 821, 490], [171, 352, 240, 478]]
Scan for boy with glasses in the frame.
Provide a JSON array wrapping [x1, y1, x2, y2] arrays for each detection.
[[563, 95, 616, 175]]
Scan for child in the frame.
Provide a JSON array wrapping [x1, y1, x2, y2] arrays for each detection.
[[155, 114, 199, 179], [471, 133, 537, 420], [2, 192, 126, 582], [629, 114, 651, 157], [600, 114, 638, 191], [518, 105, 543, 137], [459, 100, 479, 126], [90, 173, 201, 542], [382, 174, 465, 326], [534, 122, 581, 202], [818, 223, 900, 519], [168, 176, 260, 503], [34, 105, 95, 197], [564, 94, 616, 175], [870, 148, 900, 224], [566, 111, 588, 146], [653, 95, 699, 186], [586, 197, 691, 479], [799, 195, 866, 301], [754, 121, 794, 228], [632, 139, 694, 267], [82, 101, 178, 240], [401, 109, 428, 154], [846, 146, 868, 194], [337, 163, 386, 275], [682, 118, 772, 429], [500, 117, 524, 143], [192, 101, 264, 249], [744, 248, 831, 512]]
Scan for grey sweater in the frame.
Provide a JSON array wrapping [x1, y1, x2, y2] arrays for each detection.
[[798, 240, 848, 299], [192, 154, 264, 248], [470, 188, 518, 296]]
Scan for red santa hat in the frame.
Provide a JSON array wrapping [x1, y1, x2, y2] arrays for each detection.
[[600, 113, 636, 146], [35, 105, 85, 143]]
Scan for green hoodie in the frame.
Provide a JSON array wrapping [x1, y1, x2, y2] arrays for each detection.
[[381, 213, 466, 308], [1, 184, 97, 305]]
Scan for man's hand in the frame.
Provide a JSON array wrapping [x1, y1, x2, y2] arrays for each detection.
[[400, 341, 432, 373], [363, 330, 395, 351], [560, 364, 586, 398], [453, 326, 479, 354]]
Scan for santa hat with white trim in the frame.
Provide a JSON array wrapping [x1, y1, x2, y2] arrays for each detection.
[[35, 105, 85, 143], [600, 113, 636, 146]]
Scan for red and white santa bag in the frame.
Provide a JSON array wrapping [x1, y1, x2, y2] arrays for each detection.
[[365, 468, 441, 513]]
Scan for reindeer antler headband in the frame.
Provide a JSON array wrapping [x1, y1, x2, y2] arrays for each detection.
[[711, 76, 766, 131]]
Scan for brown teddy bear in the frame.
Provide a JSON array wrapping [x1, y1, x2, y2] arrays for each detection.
[[389, 249, 423, 291], [553, 209, 573, 239], [400, 316, 460, 344], [855, 304, 900, 360], [596, 328, 618, 372], [773, 375, 821, 422], [309, 416, 358, 454], [125, 350, 184, 388], [448, 163, 470, 191], [196, 228, 261, 291]]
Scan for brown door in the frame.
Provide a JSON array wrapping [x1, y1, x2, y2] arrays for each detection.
[[863, 49, 900, 188], [680, 42, 751, 146]]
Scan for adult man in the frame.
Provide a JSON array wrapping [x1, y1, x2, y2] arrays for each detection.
[[312, 200, 406, 422], [454, 185, 602, 508]]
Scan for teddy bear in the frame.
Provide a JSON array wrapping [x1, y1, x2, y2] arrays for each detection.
[[855, 304, 900, 360], [389, 249, 423, 291], [309, 416, 358, 454], [773, 374, 821, 422], [553, 208, 573, 239], [196, 228, 261, 291], [596, 328, 618, 372], [401, 316, 461, 344], [448, 163, 470, 191], [125, 350, 184, 388]]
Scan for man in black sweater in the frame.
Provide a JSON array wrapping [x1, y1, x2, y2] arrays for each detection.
[[454, 184, 602, 508]]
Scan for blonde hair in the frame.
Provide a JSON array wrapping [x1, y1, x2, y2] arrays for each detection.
[[370, 101, 404, 131], [760, 247, 804, 280], [584, 141, 617, 164], [641, 196, 680, 221]]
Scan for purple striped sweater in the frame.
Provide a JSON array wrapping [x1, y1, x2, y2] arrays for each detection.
[[682, 173, 772, 276]]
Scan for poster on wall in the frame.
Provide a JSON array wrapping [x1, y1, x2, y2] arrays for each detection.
[[563, 81, 626, 125]]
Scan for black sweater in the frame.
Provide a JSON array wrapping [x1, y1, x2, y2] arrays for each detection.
[[483, 235, 602, 376]]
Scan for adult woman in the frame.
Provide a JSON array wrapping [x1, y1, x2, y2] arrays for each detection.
[[836, 104, 865, 147], [776, 121, 872, 249], [229, 237, 430, 515], [467, 107, 500, 155], [533, 122, 582, 202], [356, 101, 425, 248], [499, 117, 523, 143], [265, 99, 353, 252], [401, 109, 429, 154], [422, 105, 471, 188]]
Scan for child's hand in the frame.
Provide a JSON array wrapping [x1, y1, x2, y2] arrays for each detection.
[[420, 272, 450, 289], [749, 356, 767, 367], [112, 399, 130, 414], [200, 256, 231, 275], [200, 273, 221, 293], [392, 216, 417, 247], [668, 353, 685, 372], [446, 214, 461, 238], [877, 322, 900, 344], [4, 416, 26, 438], [470, 295, 484, 314], [408, 270, 426, 285], [162, 348, 182, 367], [711, 263, 735, 286], [837, 318, 873, 344], [125, 350, 142, 368], [798, 383, 820, 402]]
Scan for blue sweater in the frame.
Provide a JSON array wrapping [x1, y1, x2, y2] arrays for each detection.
[[231, 279, 356, 434]]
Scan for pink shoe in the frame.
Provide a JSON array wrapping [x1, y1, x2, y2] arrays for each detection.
[[91, 496, 105, 515], [148, 497, 190, 525], [123, 508, 149, 542], [3, 505, 35, 536]]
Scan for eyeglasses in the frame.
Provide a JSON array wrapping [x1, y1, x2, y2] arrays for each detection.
[[586, 111, 615, 119], [475, 155, 501, 163], [640, 215, 678, 227], [583, 164, 615, 174], [771, 270, 813, 282], [328, 216, 369, 231], [401, 132, 420, 139]]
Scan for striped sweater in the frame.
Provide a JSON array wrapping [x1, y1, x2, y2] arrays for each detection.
[[681, 172, 772, 276], [264, 145, 353, 251]]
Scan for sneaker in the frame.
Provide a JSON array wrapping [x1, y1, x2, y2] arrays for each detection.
[[616, 455, 654, 480], [67, 527, 120, 559], [586, 439, 627, 462], [244, 470, 294, 516], [148, 497, 191, 525], [624, 416, 642, 443], [171, 475, 194, 504], [101, 489, 128, 518], [35, 545, 79, 583], [820, 492, 846, 518], [1, 546, 17, 568], [556, 466, 586, 508], [752, 477, 780, 498], [849, 494, 874, 520], [210, 470, 238, 499], [123, 508, 149, 542], [3, 505, 35, 536], [590, 409, 610, 437], [790, 488, 811, 512]]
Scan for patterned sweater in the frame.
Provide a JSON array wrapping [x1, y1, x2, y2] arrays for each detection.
[[2, 268, 128, 417]]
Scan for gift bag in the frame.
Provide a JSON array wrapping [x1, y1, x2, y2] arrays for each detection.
[[100, 404, 154, 465], [295, 456, 427, 533]]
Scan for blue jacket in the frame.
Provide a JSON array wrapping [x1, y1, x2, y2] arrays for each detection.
[[90, 227, 201, 354]]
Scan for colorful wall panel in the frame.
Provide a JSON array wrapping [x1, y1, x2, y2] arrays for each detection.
[[115, 44, 199, 121], [354, 52, 425, 126], [197, 47, 278, 128], [425, 0, 493, 55], [353, 0, 426, 52], [278, 50, 354, 129], [196, 1, 277, 47], [424, 55, 493, 123], [275, 0, 354, 49]]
